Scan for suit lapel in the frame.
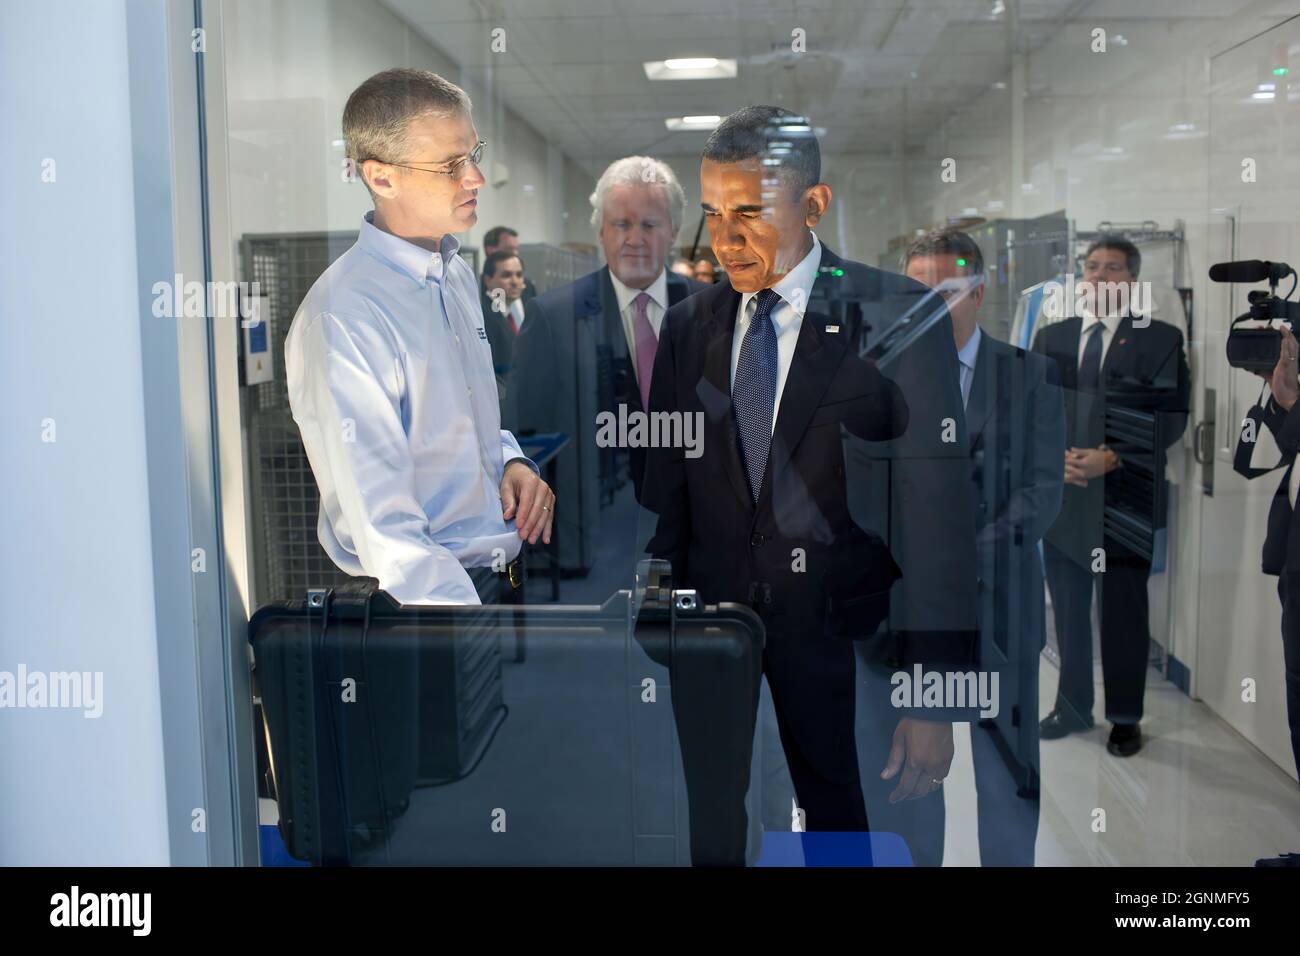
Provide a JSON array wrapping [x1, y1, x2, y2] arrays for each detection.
[[1056, 316, 1083, 391], [758, 248, 847, 512], [1101, 314, 1135, 378], [701, 283, 754, 510], [965, 333, 993, 448]]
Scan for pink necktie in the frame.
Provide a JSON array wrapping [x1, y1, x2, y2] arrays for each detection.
[[632, 292, 657, 411]]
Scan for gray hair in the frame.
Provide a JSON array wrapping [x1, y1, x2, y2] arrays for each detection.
[[588, 156, 687, 233], [343, 68, 471, 190]]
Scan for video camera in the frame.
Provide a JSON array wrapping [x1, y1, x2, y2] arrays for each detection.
[[1213, 259, 1300, 371]]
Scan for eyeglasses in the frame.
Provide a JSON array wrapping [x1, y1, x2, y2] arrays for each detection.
[[374, 140, 487, 180]]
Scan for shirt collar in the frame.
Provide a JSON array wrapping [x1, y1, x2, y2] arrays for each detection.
[[358, 210, 462, 285], [608, 267, 668, 315], [1080, 307, 1123, 335], [740, 231, 822, 332], [957, 324, 982, 372]]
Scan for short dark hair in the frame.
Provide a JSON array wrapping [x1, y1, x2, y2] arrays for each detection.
[[702, 105, 820, 195], [483, 226, 518, 250], [1084, 234, 1141, 278], [482, 250, 522, 278], [901, 228, 985, 279]]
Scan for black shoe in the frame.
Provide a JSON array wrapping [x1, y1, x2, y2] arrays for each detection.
[[1256, 852, 1300, 867], [1040, 709, 1095, 739], [1107, 722, 1142, 757]]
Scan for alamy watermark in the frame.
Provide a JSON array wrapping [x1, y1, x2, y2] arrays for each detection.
[[595, 404, 704, 458], [890, 664, 999, 719], [0, 665, 103, 718], [1040, 276, 1154, 327], [151, 273, 262, 326], [50, 886, 150, 936]]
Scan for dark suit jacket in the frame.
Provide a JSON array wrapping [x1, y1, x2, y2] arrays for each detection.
[[480, 291, 519, 380], [1260, 396, 1300, 577], [508, 266, 706, 500], [1032, 313, 1189, 565], [966, 333, 1065, 657], [643, 245, 982, 769]]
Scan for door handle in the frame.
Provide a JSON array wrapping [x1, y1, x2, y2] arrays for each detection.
[[1193, 420, 1214, 465]]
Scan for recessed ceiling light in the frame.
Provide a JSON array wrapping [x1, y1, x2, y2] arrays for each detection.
[[665, 115, 722, 130], [665, 57, 717, 71], [644, 58, 737, 81]]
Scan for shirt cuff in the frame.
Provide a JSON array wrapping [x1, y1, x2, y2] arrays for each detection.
[[505, 455, 540, 477]]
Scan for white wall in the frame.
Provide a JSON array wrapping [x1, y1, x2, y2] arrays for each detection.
[[221, 0, 590, 252], [0, 0, 171, 864]]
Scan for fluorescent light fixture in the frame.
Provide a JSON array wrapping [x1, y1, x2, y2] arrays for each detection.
[[665, 115, 722, 131], [644, 58, 737, 81], [666, 57, 717, 70]]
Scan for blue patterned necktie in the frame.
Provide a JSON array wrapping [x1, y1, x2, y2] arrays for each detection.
[[733, 289, 781, 503]]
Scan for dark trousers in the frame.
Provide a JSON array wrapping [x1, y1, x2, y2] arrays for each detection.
[[1276, 570, 1300, 781], [1043, 540, 1152, 724], [971, 719, 1039, 866]]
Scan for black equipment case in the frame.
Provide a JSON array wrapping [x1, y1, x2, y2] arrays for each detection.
[[251, 565, 765, 866]]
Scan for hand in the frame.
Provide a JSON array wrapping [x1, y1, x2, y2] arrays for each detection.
[[1257, 325, 1300, 411], [1067, 446, 1118, 481], [500, 461, 555, 546], [881, 718, 954, 803], [1063, 449, 1089, 487]]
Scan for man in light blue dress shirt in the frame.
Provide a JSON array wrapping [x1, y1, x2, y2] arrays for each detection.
[[285, 68, 554, 605]]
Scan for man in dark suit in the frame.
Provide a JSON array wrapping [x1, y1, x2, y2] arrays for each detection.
[[891, 228, 1065, 866], [1033, 236, 1189, 758], [643, 107, 977, 864], [480, 249, 528, 387], [508, 156, 705, 573], [481, 225, 537, 302], [1250, 325, 1300, 783]]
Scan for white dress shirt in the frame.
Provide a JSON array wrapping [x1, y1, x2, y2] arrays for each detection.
[[730, 232, 823, 434], [285, 211, 535, 606], [1077, 310, 1123, 367], [957, 324, 982, 410], [608, 267, 669, 384]]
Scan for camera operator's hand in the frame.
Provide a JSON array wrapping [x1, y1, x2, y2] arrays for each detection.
[[1260, 326, 1300, 411]]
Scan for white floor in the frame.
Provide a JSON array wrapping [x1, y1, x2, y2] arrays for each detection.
[[940, 655, 1300, 865]]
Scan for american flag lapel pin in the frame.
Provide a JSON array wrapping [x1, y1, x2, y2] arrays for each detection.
[[825, 324, 840, 334]]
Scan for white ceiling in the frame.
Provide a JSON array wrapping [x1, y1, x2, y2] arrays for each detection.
[[380, 0, 1207, 171]]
